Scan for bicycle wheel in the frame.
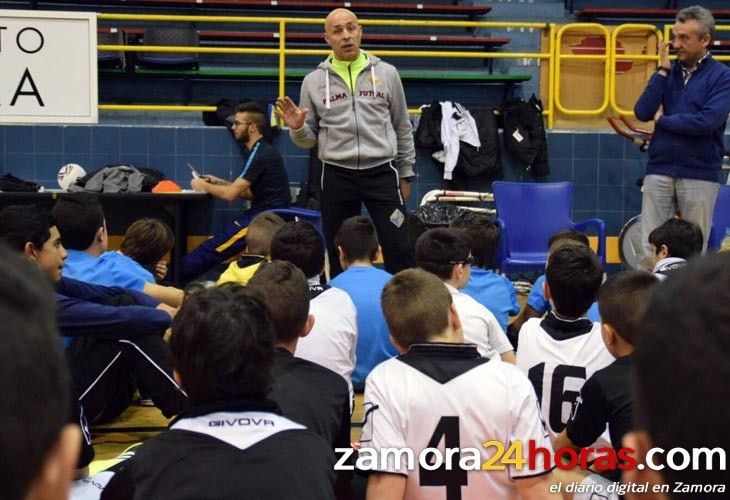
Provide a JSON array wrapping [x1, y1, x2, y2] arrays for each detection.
[[618, 215, 645, 270]]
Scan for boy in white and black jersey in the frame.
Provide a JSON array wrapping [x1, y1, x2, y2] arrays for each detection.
[[101, 286, 336, 499], [270, 221, 358, 399], [362, 269, 557, 500], [554, 270, 658, 484], [516, 242, 614, 443], [648, 217, 702, 280], [623, 253, 730, 498], [248, 260, 353, 498]]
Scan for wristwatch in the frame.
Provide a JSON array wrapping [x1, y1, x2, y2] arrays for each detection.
[[657, 65, 671, 74]]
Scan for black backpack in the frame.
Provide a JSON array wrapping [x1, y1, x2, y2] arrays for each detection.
[[0, 173, 41, 192], [457, 107, 502, 180], [414, 100, 443, 151], [501, 94, 549, 177]]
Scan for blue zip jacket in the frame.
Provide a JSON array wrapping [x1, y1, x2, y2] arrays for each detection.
[[56, 276, 171, 348], [634, 54, 730, 182]]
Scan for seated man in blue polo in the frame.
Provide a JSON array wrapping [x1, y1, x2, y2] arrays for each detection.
[[181, 101, 291, 284]]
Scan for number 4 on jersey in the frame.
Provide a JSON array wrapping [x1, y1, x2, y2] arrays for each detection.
[[419, 416, 467, 500]]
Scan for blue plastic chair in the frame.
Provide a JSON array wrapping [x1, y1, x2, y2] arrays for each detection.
[[492, 181, 606, 273], [708, 185, 730, 250], [269, 207, 323, 236]]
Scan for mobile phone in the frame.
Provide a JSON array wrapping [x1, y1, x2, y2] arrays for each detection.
[[187, 163, 200, 179]]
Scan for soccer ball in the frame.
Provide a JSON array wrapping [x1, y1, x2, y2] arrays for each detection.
[[57, 163, 86, 191]]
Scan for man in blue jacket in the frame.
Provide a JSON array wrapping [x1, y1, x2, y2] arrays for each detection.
[[0, 205, 188, 425], [634, 5, 730, 259]]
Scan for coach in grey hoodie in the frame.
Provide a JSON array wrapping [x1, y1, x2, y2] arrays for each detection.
[[277, 8, 415, 277]]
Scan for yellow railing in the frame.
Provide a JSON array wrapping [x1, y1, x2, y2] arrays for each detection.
[[95, 13, 730, 126], [95, 13, 554, 121], [554, 23, 612, 117], [609, 24, 663, 116]]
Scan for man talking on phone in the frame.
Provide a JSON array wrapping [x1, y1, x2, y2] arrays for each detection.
[[634, 5, 730, 260], [178, 101, 290, 284]]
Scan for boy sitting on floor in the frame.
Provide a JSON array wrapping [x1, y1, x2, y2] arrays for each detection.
[[329, 215, 397, 392], [554, 270, 658, 490], [101, 285, 336, 499], [516, 242, 614, 443], [362, 268, 556, 499], [216, 211, 285, 285], [648, 217, 703, 280], [451, 212, 520, 333], [416, 228, 515, 362]]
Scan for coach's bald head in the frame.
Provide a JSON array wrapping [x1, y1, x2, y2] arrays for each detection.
[[324, 8, 362, 62]]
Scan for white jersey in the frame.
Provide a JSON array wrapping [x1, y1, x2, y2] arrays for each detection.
[[446, 283, 513, 359], [516, 314, 615, 442], [295, 284, 357, 397], [362, 343, 552, 500]]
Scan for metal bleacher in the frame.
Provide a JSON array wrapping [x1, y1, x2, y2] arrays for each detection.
[[77, 1, 544, 111]]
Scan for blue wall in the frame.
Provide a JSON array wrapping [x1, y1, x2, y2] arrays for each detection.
[[1, 123, 726, 237]]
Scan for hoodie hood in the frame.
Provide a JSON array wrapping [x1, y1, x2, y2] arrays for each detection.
[[319, 52, 379, 110]]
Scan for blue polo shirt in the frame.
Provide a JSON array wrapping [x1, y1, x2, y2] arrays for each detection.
[[462, 268, 520, 332], [329, 265, 396, 391], [63, 250, 154, 291]]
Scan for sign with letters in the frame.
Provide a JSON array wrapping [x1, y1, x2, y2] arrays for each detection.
[[0, 9, 97, 124]]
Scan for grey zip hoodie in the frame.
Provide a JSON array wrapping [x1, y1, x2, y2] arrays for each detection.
[[290, 53, 416, 179]]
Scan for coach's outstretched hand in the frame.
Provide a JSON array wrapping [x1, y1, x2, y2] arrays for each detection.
[[276, 96, 309, 130]]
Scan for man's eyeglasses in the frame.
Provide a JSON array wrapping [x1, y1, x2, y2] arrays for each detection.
[[449, 256, 475, 266]]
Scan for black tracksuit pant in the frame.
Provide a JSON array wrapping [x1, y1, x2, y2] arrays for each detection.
[[67, 334, 188, 424], [321, 162, 414, 277]]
